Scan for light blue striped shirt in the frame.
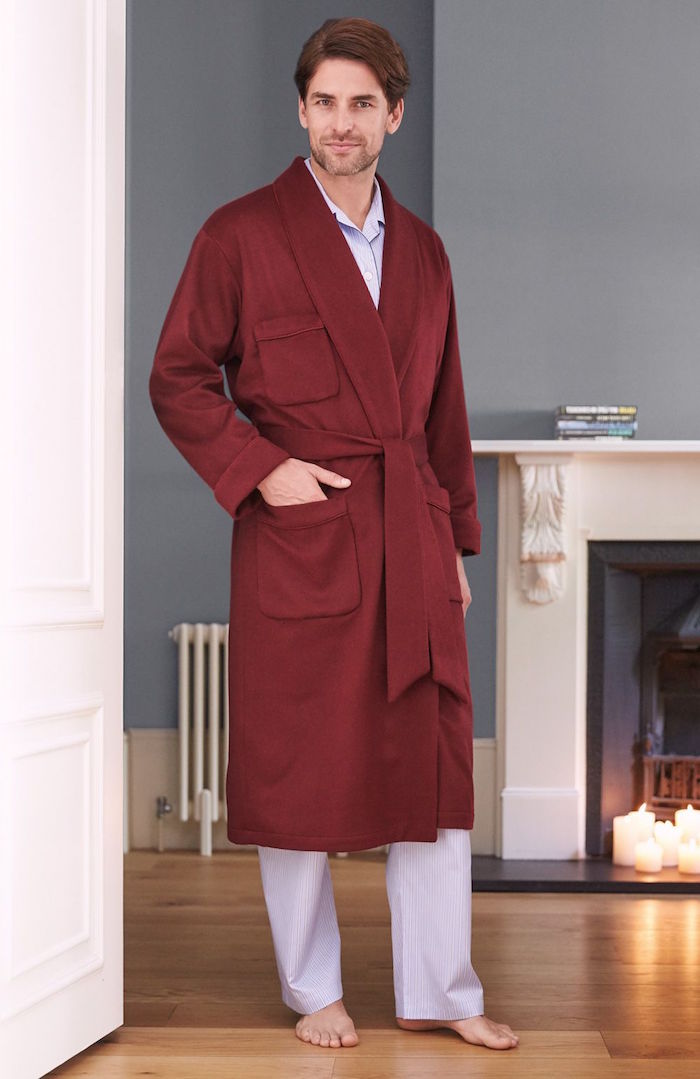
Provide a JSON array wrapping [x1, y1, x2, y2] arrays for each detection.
[[304, 155, 385, 307]]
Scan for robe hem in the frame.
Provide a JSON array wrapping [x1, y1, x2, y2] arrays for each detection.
[[436, 811, 474, 829], [227, 814, 473, 851]]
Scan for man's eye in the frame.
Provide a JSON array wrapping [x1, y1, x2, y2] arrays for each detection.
[[356, 101, 371, 108]]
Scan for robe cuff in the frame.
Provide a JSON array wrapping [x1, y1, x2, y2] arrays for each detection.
[[214, 434, 291, 520], [451, 515, 482, 557]]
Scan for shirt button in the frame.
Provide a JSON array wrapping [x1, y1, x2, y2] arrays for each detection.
[[363, 270, 373, 281]]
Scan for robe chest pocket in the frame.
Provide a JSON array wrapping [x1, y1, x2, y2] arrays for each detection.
[[256, 493, 361, 619], [254, 312, 340, 405], [425, 486, 463, 603]]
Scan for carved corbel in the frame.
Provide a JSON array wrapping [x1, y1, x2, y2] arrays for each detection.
[[515, 454, 572, 604]]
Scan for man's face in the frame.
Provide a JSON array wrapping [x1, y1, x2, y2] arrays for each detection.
[[298, 57, 403, 177]]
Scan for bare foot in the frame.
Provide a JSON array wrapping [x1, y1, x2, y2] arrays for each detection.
[[295, 997, 359, 1048], [396, 1013, 519, 1049]]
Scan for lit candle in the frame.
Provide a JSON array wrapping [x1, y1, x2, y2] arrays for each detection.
[[613, 814, 639, 866], [630, 802, 655, 840], [613, 803, 657, 865], [653, 820, 680, 866], [678, 837, 700, 875], [634, 836, 663, 873], [675, 804, 700, 842]]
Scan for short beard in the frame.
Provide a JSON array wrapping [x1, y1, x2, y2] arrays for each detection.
[[310, 140, 379, 177]]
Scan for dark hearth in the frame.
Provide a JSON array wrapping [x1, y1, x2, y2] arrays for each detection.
[[586, 543, 700, 856], [471, 856, 700, 894]]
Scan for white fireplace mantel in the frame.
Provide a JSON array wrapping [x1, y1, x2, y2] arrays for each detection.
[[472, 439, 700, 455], [467, 439, 700, 859], [474, 441, 700, 606]]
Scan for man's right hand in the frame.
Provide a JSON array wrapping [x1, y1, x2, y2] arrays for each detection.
[[257, 457, 351, 507]]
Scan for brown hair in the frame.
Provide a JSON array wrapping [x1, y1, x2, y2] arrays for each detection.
[[294, 17, 410, 110]]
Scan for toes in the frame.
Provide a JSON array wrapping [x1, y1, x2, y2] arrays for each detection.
[[320, 1032, 331, 1047], [341, 1031, 359, 1046], [492, 1029, 518, 1047], [311, 1029, 322, 1045], [329, 1036, 341, 1047]]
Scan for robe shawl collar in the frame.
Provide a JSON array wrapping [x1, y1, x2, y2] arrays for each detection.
[[272, 156, 424, 439]]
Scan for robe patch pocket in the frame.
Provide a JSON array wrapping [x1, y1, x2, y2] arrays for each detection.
[[256, 493, 362, 619], [425, 486, 463, 603], [254, 312, 340, 405]]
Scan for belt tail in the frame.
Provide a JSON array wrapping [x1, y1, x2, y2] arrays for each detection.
[[419, 495, 472, 706], [383, 440, 431, 703]]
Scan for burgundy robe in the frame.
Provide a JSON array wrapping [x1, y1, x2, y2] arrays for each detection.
[[149, 155, 481, 851]]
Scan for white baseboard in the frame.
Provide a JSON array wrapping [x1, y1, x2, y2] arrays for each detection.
[[500, 786, 581, 858], [124, 729, 498, 855]]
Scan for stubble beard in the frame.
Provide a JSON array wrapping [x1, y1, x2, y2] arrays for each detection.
[[310, 139, 380, 177]]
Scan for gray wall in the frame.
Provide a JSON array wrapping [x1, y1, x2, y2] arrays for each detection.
[[126, 1, 435, 729], [435, 0, 700, 439]]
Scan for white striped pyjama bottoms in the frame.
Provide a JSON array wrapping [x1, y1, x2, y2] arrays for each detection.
[[257, 827, 485, 1019]]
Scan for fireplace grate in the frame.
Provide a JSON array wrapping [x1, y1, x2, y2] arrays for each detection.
[[642, 754, 700, 819]]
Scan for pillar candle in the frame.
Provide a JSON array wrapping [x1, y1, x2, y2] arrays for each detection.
[[630, 803, 655, 840], [678, 837, 700, 875], [613, 814, 639, 866], [653, 820, 680, 867], [675, 804, 700, 842], [613, 803, 656, 865], [634, 837, 663, 873]]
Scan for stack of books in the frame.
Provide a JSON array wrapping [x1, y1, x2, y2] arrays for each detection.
[[554, 405, 638, 440]]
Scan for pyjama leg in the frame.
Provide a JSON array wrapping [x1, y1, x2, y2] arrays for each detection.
[[385, 827, 485, 1019], [257, 846, 343, 1014]]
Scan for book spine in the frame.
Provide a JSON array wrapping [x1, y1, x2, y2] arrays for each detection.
[[556, 405, 637, 415], [555, 433, 633, 440], [556, 420, 638, 432], [556, 413, 638, 424]]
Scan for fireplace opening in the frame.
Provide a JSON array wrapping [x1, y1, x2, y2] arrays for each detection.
[[586, 542, 700, 856]]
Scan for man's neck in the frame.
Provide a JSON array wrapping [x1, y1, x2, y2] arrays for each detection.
[[308, 155, 376, 231]]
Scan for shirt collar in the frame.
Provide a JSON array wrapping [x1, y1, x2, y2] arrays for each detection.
[[304, 155, 384, 240]]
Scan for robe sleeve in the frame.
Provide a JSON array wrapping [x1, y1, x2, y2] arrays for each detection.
[[149, 226, 291, 520], [425, 255, 482, 557]]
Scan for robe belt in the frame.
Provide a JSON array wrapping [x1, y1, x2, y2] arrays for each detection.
[[255, 424, 469, 706]]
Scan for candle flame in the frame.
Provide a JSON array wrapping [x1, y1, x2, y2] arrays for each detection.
[[639, 803, 647, 812]]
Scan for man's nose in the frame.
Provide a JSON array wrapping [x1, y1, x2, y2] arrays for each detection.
[[333, 108, 354, 133]]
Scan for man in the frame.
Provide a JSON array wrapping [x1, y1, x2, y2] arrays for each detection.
[[150, 16, 519, 1053]]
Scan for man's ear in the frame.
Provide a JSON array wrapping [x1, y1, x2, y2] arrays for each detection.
[[386, 97, 404, 134], [298, 95, 308, 130]]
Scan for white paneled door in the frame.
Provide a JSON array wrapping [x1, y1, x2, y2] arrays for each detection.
[[0, 2, 126, 1076]]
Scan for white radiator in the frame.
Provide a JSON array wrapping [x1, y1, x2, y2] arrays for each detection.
[[168, 622, 229, 854]]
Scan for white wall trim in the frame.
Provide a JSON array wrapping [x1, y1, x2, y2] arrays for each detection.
[[501, 786, 581, 859]]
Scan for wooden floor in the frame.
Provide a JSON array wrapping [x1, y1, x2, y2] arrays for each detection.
[[48, 849, 700, 1077]]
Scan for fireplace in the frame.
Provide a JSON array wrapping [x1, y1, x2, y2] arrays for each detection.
[[584, 542, 700, 855], [470, 440, 700, 861]]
